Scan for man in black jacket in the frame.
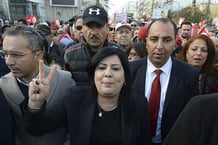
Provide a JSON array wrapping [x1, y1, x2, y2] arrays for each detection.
[[64, 5, 122, 86]]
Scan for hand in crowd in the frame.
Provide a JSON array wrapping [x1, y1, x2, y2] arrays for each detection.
[[28, 60, 57, 110]]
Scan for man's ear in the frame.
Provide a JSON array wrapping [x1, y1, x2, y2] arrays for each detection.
[[105, 24, 109, 33], [35, 50, 44, 61]]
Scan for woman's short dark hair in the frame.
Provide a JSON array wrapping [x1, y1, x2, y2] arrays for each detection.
[[87, 47, 131, 101], [177, 34, 216, 73], [128, 42, 147, 58]]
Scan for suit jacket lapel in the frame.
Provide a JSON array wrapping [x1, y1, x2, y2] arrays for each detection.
[[133, 58, 147, 96], [43, 65, 57, 102], [163, 60, 179, 113], [80, 95, 96, 145], [1, 73, 25, 114]]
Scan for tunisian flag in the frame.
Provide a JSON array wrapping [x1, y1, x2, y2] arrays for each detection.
[[26, 14, 32, 24], [199, 27, 210, 37], [26, 15, 38, 24], [31, 15, 38, 24]]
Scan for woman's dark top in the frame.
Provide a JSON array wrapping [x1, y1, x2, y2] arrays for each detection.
[[200, 69, 218, 94], [90, 104, 122, 145]]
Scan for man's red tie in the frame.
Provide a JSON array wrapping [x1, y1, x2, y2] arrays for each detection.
[[149, 69, 162, 137]]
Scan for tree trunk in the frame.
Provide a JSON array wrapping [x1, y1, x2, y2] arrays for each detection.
[[192, 0, 196, 16]]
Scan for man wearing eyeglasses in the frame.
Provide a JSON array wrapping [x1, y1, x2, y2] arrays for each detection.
[[64, 5, 122, 86], [108, 21, 117, 43], [73, 16, 83, 44], [0, 25, 75, 145], [130, 20, 139, 36]]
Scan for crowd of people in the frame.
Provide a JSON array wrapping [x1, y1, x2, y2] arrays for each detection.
[[0, 4, 218, 145]]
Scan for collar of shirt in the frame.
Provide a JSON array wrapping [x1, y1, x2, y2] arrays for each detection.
[[50, 41, 54, 48], [16, 73, 40, 87], [147, 57, 172, 76]]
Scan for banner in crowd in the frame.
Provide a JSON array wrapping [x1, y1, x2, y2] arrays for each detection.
[[114, 13, 128, 23]]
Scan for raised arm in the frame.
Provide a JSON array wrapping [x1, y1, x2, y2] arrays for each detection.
[[28, 60, 57, 110]]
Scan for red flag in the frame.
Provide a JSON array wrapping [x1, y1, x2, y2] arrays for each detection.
[[54, 19, 60, 26], [198, 19, 207, 28], [199, 27, 210, 37], [58, 31, 74, 42], [32, 15, 38, 24], [26, 14, 32, 24]]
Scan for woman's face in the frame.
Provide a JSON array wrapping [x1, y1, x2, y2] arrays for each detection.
[[128, 48, 140, 62], [94, 55, 125, 99], [186, 38, 208, 69]]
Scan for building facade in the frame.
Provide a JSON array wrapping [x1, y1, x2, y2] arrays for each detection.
[[0, 0, 81, 23]]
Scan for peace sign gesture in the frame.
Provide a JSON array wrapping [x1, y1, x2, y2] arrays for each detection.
[[28, 60, 57, 110]]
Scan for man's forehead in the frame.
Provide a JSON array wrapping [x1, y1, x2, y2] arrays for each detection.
[[76, 18, 83, 23], [181, 24, 192, 29], [148, 21, 175, 36]]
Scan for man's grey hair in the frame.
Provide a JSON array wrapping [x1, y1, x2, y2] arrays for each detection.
[[3, 25, 44, 52]]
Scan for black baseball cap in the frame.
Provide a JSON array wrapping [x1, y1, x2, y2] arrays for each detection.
[[83, 5, 108, 26]]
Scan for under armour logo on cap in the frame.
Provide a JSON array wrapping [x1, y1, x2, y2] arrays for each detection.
[[83, 5, 108, 26], [89, 8, 100, 15]]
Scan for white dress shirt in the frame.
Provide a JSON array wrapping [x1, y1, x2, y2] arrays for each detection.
[[145, 57, 172, 143]]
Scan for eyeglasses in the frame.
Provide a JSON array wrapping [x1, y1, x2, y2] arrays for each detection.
[[131, 24, 137, 27], [0, 50, 39, 59], [109, 27, 115, 31], [76, 26, 83, 30]]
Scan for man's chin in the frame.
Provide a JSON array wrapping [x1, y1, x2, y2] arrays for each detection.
[[181, 35, 189, 39], [89, 44, 102, 51]]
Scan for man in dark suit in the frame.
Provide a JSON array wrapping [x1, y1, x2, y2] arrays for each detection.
[[162, 93, 218, 145], [130, 18, 199, 144]]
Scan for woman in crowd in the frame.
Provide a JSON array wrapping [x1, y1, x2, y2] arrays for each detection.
[[177, 34, 218, 94], [23, 47, 152, 145], [127, 42, 147, 62]]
